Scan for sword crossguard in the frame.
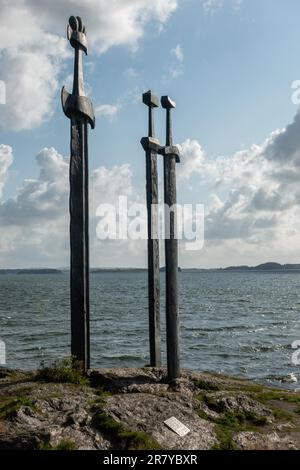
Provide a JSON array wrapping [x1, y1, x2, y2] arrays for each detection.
[[61, 88, 95, 129], [158, 145, 180, 163], [141, 137, 161, 153]]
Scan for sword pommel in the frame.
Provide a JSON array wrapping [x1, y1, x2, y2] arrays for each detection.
[[142, 90, 159, 138], [67, 16, 88, 54], [143, 90, 159, 108], [161, 96, 176, 109]]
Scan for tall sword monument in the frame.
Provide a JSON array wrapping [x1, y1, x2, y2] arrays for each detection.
[[141, 91, 161, 367], [61, 16, 95, 371], [141, 93, 181, 380], [159, 96, 181, 381]]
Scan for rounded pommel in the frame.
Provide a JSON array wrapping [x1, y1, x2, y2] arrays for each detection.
[[143, 90, 159, 108], [67, 16, 88, 54], [161, 96, 176, 109]]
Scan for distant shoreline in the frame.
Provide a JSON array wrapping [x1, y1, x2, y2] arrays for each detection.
[[1, 262, 300, 274], [0, 269, 62, 275]]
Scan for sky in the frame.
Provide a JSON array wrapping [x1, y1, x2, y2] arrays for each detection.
[[1, 0, 300, 268]]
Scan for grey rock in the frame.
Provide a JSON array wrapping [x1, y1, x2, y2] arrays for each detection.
[[1, 367, 300, 450]]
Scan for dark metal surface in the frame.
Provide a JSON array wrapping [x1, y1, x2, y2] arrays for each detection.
[[143, 91, 159, 138], [160, 96, 181, 381], [62, 16, 95, 371], [141, 91, 161, 367]]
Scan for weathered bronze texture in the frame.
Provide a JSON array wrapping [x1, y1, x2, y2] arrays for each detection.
[[141, 90, 161, 367], [160, 96, 181, 381], [62, 16, 95, 371]]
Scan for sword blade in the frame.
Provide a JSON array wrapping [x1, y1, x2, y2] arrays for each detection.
[[69, 116, 90, 369], [146, 148, 161, 367]]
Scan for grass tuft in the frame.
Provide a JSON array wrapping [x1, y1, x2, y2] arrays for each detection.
[[0, 395, 36, 419], [209, 410, 267, 451], [193, 379, 220, 392], [92, 409, 162, 450], [35, 357, 89, 386], [254, 390, 300, 404], [196, 392, 268, 450], [39, 439, 77, 450], [211, 425, 238, 451]]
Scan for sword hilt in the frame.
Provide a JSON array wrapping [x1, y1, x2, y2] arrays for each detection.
[[61, 16, 95, 129], [143, 90, 159, 138], [159, 96, 180, 163], [161, 96, 176, 147]]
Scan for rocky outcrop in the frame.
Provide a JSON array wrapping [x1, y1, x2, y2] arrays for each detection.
[[1, 367, 300, 450]]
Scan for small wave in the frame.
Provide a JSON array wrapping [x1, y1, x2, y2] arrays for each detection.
[[13, 346, 45, 353], [266, 373, 299, 385], [100, 354, 145, 361], [183, 325, 250, 333], [251, 345, 278, 352]]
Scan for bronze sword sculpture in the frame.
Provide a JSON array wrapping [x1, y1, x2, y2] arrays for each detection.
[[141, 91, 161, 367], [159, 96, 181, 381], [61, 16, 95, 371]]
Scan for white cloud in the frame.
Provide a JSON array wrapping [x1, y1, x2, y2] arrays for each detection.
[[0, 145, 13, 199], [0, 146, 137, 267], [179, 111, 300, 265], [2, 108, 300, 268], [171, 44, 184, 62], [95, 104, 120, 122], [0, 1, 68, 132], [1, 50, 63, 131], [169, 43, 184, 79], [95, 86, 147, 121], [25, 0, 178, 52], [202, 0, 243, 13], [178, 139, 216, 181], [0, 0, 178, 132], [203, 0, 224, 13]]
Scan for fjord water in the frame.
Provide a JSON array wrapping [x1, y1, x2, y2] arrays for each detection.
[[0, 271, 300, 389]]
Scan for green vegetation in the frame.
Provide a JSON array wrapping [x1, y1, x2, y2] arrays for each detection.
[[35, 357, 89, 386], [90, 387, 162, 450], [92, 409, 162, 450], [211, 425, 238, 451], [196, 392, 269, 450], [202, 394, 226, 413], [209, 410, 267, 451], [197, 385, 300, 450], [0, 394, 36, 419], [0, 368, 34, 383], [232, 383, 264, 393], [218, 410, 267, 428], [272, 408, 294, 422], [93, 388, 112, 407], [254, 390, 300, 404], [39, 440, 77, 450], [252, 390, 300, 422], [193, 379, 220, 392], [202, 404, 267, 429]]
